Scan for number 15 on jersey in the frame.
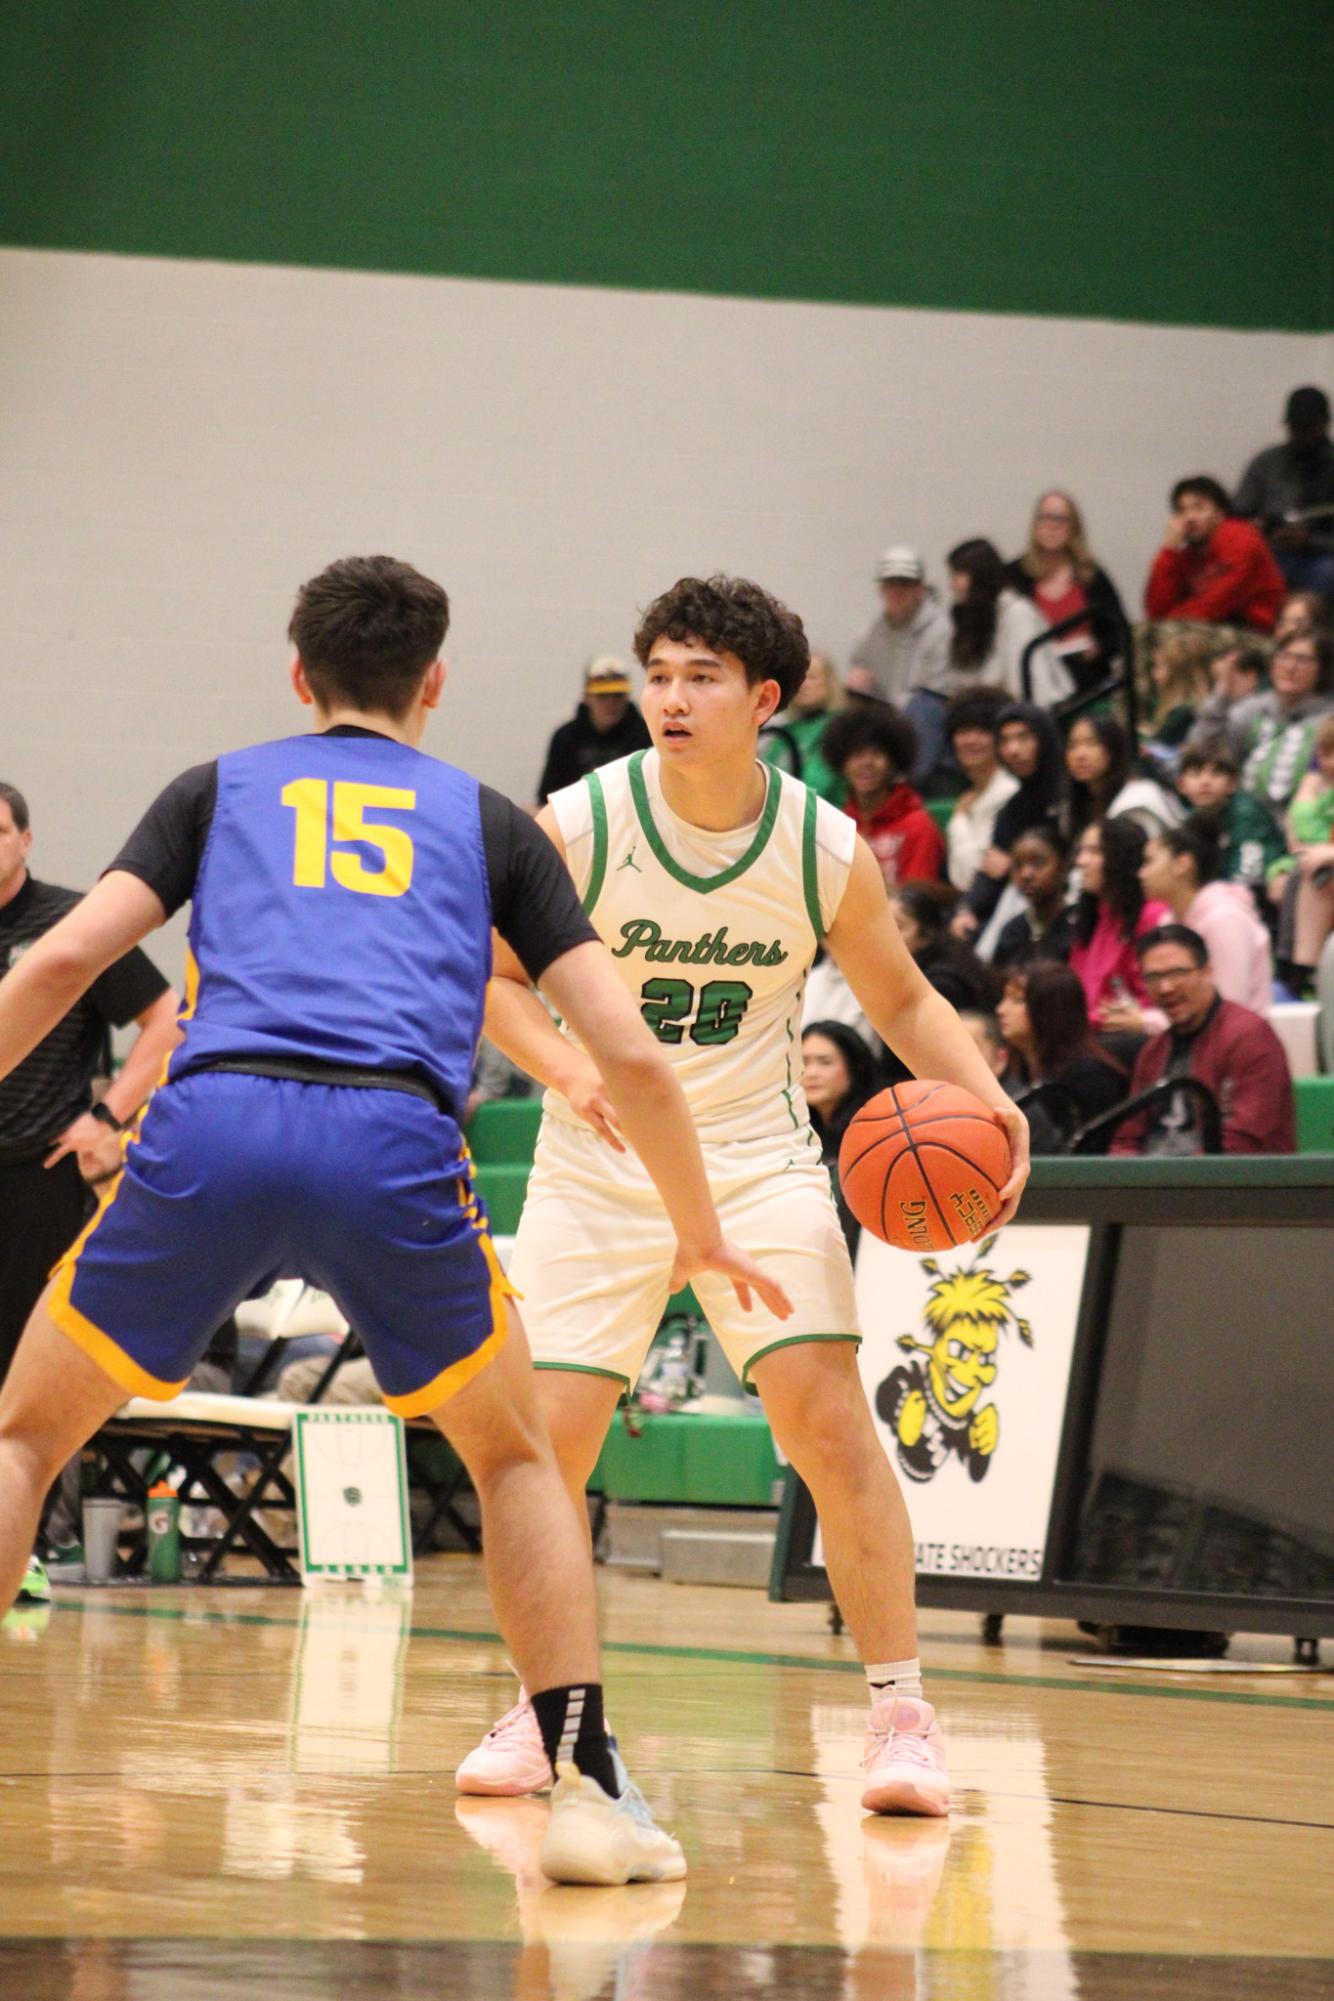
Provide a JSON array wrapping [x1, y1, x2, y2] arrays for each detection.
[[281, 780, 417, 897]]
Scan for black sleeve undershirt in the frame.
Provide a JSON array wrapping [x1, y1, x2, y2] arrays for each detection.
[[106, 754, 594, 982]]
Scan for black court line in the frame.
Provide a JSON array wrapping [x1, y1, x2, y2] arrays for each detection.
[[772, 1769, 1334, 1833]]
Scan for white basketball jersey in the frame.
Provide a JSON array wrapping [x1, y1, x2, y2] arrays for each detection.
[[547, 749, 858, 1145]]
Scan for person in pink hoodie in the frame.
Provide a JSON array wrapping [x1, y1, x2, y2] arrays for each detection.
[[1139, 818, 1274, 1013], [1069, 817, 1171, 1031]]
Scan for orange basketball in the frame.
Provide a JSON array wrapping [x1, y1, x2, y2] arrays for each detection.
[[837, 1080, 1011, 1253]]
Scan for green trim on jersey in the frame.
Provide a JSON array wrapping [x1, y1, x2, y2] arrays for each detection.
[[583, 768, 609, 913], [801, 785, 822, 941], [627, 751, 782, 895]]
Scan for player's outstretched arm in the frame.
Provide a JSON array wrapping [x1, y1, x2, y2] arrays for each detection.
[[0, 872, 167, 1086], [825, 839, 1031, 1226], [538, 939, 793, 1320], [484, 937, 624, 1151]]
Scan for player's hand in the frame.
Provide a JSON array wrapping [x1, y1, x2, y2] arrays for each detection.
[[45, 1114, 122, 1182], [989, 1103, 1030, 1231], [557, 1053, 625, 1152], [668, 1237, 794, 1320]]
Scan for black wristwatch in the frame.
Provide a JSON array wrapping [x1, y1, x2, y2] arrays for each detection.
[[90, 1102, 124, 1132]]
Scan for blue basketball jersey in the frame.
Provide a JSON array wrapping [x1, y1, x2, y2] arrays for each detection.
[[169, 732, 492, 1117]]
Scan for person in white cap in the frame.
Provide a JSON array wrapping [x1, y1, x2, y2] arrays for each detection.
[[848, 548, 951, 705], [536, 657, 651, 804]]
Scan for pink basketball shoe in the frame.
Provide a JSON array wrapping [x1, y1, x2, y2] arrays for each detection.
[[455, 1694, 552, 1797], [860, 1695, 951, 1816]]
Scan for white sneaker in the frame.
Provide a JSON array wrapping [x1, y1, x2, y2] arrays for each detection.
[[539, 1760, 687, 1886], [456, 1692, 553, 1796]]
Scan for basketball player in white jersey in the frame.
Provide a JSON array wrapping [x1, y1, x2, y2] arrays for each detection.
[[459, 577, 1030, 1816]]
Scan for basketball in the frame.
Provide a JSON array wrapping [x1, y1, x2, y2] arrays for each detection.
[[838, 1080, 1011, 1253]]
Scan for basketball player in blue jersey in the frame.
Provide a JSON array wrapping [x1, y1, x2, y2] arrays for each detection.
[[460, 576, 1030, 1819], [0, 557, 792, 1887]]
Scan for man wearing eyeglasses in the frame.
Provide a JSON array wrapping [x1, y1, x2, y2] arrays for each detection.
[[1109, 925, 1294, 1157]]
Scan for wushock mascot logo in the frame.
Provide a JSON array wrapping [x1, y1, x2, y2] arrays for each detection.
[[875, 1241, 1032, 1484]]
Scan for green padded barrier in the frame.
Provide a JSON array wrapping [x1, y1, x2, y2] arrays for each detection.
[[592, 1411, 780, 1508], [1294, 1077, 1334, 1154], [474, 1163, 531, 1235], [467, 1097, 542, 1163], [926, 798, 955, 835]]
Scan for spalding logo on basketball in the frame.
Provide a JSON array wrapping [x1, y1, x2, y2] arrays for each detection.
[[837, 1080, 1011, 1253]]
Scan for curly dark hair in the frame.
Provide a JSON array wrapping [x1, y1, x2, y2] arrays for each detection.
[[632, 575, 809, 707], [945, 685, 1009, 744], [820, 703, 918, 784]]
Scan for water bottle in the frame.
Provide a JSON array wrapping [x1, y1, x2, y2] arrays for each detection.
[[146, 1481, 181, 1583]]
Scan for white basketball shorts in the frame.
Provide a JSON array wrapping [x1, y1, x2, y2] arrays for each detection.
[[508, 1113, 861, 1391]]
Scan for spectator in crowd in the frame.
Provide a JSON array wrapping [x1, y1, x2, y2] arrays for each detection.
[[952, 702, 1065, 939], [1144, 628, 1213, 759], [760, 649, 845, 805], [535, 656, 650, 804], [1269, 712, 1334, 993], [1139, 819, 1273, 1012], [889, 883, 998, 1012], [1110, 927, 1294, 1155], [465, 1035, 534, 1126], [0, 782, 181, 1588], [1186, 641, 1268, 755], [1005, 490, 1129, 689], [958, 1007, 1008, 1080], [1069, 817, 1170, 1031], [992, 826, 1077, 971], [943, 690, 1017, 893], [996, 961, 1128, 1150], [1175, 742, 1287, 893], [1062, 715, 1183, 843], [847, 547, 950, 704], [1144, 476, 1285, 634], [822, 705, 944, 891], [801, 1020, 883, 1255], [1275, 589, 1332, 647], [1234, 386, 1334, 602], [943, 539, 1073, 707], [1239, 630, 1334, 817]]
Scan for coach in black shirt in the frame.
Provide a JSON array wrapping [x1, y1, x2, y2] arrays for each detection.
[[0, 783, 179, 1382]]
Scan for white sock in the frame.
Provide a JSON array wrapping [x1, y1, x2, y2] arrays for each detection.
[[865, 1657, 923, 1702]]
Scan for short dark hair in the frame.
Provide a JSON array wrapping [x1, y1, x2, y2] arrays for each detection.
[[633, 575, 809, 707], [1171, 475, 1232, 515], [1177, 740, 1240, 778], [1136, 923, 1209, 967], [945, 686, 1008, 743], [288, 556, 450, 720], [1285, 385, 1330, 426], [1158, 813, 1224, 887], [959, 1006, 1004, 1054], [0, 783, 29, 833], [821, 703, 917, 783]]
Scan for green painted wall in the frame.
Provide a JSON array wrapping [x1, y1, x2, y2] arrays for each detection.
[[2, 1, 1331, 331]]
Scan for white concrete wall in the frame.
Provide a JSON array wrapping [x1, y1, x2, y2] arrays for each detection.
[[3, 246, 1329, 985]]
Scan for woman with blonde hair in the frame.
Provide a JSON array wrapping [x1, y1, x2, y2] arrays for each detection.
[[1006, 490, 1129, 689], [760, 647, 845, 804], [1146, 628, 1214, 753]]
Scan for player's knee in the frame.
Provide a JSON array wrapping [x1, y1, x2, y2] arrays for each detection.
[[0, 1423, 65, 1491]]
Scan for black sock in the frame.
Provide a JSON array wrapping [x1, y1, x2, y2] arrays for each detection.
[[530, 1683, 620, 1795]]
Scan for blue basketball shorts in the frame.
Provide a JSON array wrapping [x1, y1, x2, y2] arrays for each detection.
[[47, 1071, 512, 1416]]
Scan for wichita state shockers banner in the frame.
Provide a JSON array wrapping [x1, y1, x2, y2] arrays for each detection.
[[852, 1224, 1090, 1582]]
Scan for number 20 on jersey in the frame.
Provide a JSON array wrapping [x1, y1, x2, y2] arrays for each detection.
[[281, 780, 416, 897]]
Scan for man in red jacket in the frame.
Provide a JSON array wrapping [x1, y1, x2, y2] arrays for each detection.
[[821, 704, 946, 890], [1110, 925, 1294, 1155], [1145, 476, 1286, 633]]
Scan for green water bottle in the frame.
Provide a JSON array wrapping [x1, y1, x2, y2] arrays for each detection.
[[146, 1481, 181, 1583]]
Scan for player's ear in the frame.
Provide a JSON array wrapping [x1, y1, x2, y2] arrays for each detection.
[[753, 677, 783, 728], [421, 658, 446, 711], [290, 655, 317, 708]]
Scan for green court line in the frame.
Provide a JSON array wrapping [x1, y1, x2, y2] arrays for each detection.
[[48, 1596, 1334, 1713]]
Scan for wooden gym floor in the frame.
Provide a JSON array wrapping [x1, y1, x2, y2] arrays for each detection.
[[0, 1560, 1330, 2000]]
